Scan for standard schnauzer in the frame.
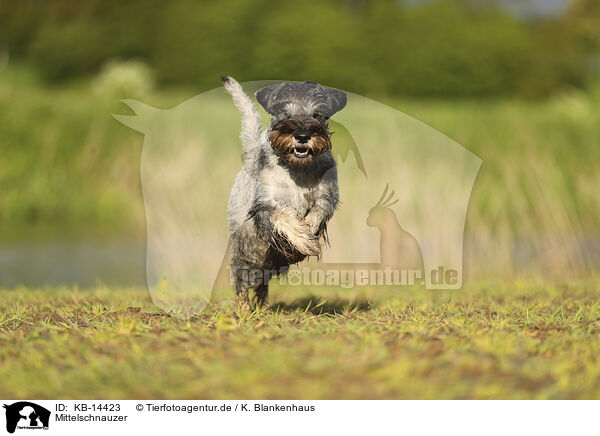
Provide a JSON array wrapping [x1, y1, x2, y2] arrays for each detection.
[[222, 76, 347, 308]]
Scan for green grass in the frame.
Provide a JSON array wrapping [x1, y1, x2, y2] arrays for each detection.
[[1, 282, 600, 399]]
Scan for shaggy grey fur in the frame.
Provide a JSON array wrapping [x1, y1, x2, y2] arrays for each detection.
[[256, 81, 347, 120], [222, 76, 346, 308]]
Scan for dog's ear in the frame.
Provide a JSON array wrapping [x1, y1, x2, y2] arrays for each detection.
[[255, 84, 281, 115], [325, 88, 347, 116]]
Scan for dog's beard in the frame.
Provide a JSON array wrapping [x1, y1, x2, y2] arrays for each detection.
[[268, 119, 332, 166]]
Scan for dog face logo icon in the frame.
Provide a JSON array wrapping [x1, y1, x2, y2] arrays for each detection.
[[2, 402, 50, 434]]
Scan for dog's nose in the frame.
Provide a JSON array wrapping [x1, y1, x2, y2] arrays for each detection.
[[294, 131, 311, 143]]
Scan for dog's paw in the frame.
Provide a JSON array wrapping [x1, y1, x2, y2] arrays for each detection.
[[291, 231, 321, 256], [272, 209, 321, 256], [305, 212, 326, 237]]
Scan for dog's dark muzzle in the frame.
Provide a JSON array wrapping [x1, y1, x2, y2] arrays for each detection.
[[293, 130, 312, 158]]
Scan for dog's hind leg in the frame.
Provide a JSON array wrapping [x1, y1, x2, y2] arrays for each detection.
[[221, 76, 263, 154], [231, 259, 251, 311], [235, 280, 251, 312], [254, 283, 269, 307]]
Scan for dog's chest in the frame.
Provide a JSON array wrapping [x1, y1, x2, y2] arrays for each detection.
[[259, 165, 317, 213]]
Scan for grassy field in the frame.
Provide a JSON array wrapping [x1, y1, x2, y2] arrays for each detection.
[[2, 64, 600, 400], [1, 282, 600, 399]]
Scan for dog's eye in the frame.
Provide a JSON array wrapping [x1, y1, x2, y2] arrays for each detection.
[[313, 113, 327, 122]]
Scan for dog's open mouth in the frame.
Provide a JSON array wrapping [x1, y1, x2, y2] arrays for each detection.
[[293, 146, 311, 158]]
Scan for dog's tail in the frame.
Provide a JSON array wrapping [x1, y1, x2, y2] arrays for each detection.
[[221, 76, 263, 152]]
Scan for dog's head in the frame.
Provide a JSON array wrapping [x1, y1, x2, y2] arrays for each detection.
[[256, 81, 347, 166]]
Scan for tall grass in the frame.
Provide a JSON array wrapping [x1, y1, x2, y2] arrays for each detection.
[[400, 92, 600, 277]]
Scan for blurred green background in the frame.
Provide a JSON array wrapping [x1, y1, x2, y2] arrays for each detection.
[[3, 0, 600, 97], [1, 0, 600, 286]]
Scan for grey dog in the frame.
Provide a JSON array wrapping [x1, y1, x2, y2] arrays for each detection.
[[222, 76, 347, 308]]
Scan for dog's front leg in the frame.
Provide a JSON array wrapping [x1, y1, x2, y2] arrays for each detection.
[[250, 202, 320, 256], [305, 170, 339, 239], [305, 205, 333, 240], [271, 205, 320, 256]]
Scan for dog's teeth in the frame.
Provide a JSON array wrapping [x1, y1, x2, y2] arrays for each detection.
[[294, 147, 309, 157]]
